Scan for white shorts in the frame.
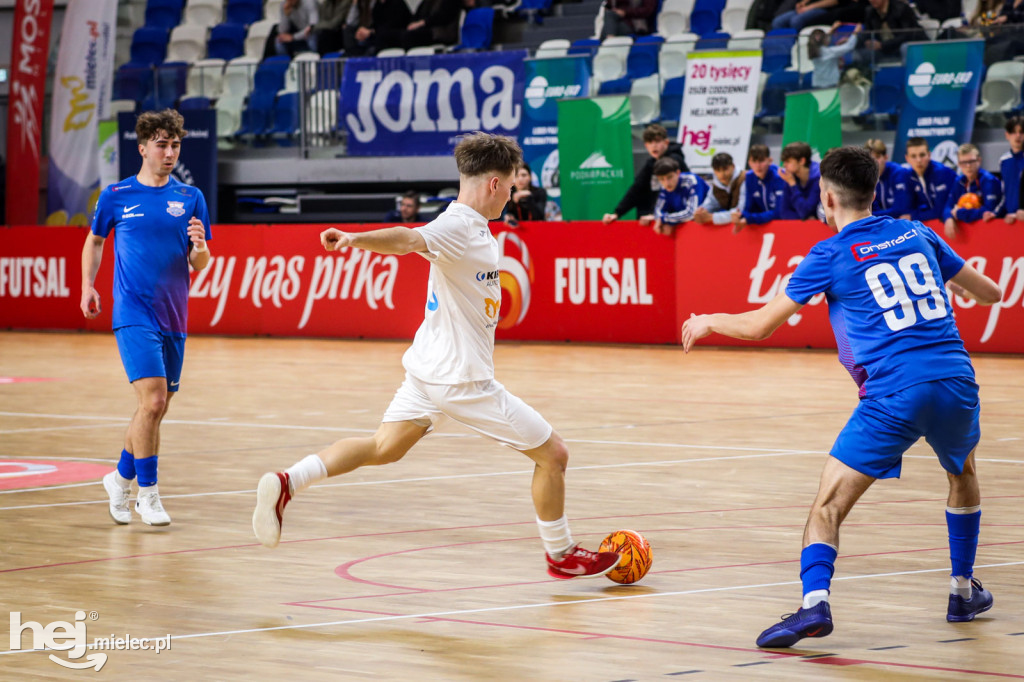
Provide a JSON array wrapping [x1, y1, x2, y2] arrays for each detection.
[[382, 373, 553, 451]]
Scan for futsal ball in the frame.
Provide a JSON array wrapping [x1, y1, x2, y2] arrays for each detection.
[[956, 192, 982, 210], [598, 530, 653, 584]]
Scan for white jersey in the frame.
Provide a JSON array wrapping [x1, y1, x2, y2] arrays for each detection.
[[401, 202, 501, 384]]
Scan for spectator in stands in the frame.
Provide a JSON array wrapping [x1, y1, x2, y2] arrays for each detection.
[[384, 190, 423, 223], [651, 158, 709, 236], [778, 142, 821, 220], [808, 23, 860, 88], [904, 137, 956, 222], [502, 163, 547, 226], [694, 153, 744, 227], [857, 0, 925, 64], [313, 0, 352, 55], [603, 124, 690, 225], [601, 0, 658, 37], [276, 0, 320, 56], [342, 0, 376, 55], [914, 0, 961, 20], [981, 0, 1024, 62], [944, 143, 1003, 238], [376, 0, 461, 50], [731, 144, 788, 233], [773, 0, 840, 31], [864, 139, 911, 218], [1002, 116, 1024, 224]]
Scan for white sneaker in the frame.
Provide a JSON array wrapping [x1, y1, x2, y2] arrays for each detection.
[[135, 485, 171, 526], [102, 471, 132, 525], [253, 472, 291, 548]]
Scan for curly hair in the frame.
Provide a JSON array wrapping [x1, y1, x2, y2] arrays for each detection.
[[135, 109, 187, 143]]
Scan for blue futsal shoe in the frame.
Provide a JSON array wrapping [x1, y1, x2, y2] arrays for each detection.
[[947, 578, 994, 622], [756, 601, 834, 648]]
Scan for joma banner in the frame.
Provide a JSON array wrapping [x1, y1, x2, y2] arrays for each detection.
[[341, 50, 526, 156]]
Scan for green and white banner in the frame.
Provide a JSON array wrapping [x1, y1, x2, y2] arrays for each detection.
[[782, 88, 841, 161], [557, 96, 634, 220]]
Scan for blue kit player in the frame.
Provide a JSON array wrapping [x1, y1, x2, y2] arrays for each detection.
[[81, 109, 212, 527], [680, 146, 1002, 647], [651, 157, 709, 236]]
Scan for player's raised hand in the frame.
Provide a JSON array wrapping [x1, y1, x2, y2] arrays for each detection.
[[320, 227, 352, 251], [81, 287, 102, 319], [681, 313, 713, 353], [187, 217, 207, 250]]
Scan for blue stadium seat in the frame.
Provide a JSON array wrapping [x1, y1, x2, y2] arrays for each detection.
[[870, 65, 904, 116], [800, 71, 813, 89], [696, 31, 730, 50], [130, 26, 170, 66], [598, 77, 632, 95], [208, 23, 247, 61], [660, 76, 686, 123], [690, 0, 726, 37], [568, 38, 600, 57], [114, 62, 154, 103], [455, 8, 495, 50], [226, 0, 263, 26], [756, 70, 799, 119], [178, 96, 212, 110], [145, 0, 184, 31], [761, 28, 796, 73], [236, 57, 291, 137], [151, 61, 189, 109], [626, 35, 663, 80], [270, 92, 301, 144]]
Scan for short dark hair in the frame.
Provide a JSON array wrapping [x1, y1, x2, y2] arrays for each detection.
[[906, 136, 929, 151], [136, 109, 187, 143], [453, 132, 522, 177], [711, 152, 734, 171], [780, 141, 812, 166], [401, 190, 420, 206], [1005, 116, 1023, 134], [642, 124, 669, 143], [653, 157, 680, 176], [748, 144, 770, 162], [819, 146, 878, 210]]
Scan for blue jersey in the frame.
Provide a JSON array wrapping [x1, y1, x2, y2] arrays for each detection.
[[778, 161, 821, 220], [654, 173, 709, 224], [872, 161, 911, 218], [91, 176, 212, 336], [943, 169, 1003, 223], [742, 166, 787, 224], [785, 216, 973, 399], [999, 149, 1024, 214], [907, 160, 956, 222]]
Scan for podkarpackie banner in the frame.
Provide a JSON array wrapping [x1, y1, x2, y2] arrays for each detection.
[[782, 88, 841, 161], [893, 39, 984, 162], [46, 0, 117, 226], [5, 0, 54, 226], [2, 222, 1021, 353], [519, 55, 591, 220], [341, 50, 526, 156], [557, 96, 634, 220], [677, 50, 762, 174]]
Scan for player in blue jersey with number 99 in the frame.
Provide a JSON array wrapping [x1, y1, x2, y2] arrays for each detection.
[[680, 146, 1003, 648], [81, 110, 212, 528]]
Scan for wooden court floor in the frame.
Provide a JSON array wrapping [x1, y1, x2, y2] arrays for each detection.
[[1, 331, 1022, 681]]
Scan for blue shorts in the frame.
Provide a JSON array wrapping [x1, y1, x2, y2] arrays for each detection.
[[831, 377, 980, 479], [114, 326, 186, 392]]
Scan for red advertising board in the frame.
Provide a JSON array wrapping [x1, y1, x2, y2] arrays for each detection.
[[1, 220, 1021, 354]]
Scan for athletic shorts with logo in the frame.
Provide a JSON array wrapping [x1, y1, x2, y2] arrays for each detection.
[[114, 326, 185, 392]]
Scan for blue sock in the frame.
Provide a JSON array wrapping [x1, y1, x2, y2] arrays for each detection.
[[117, 449, 136, 480], [946, 508, 981, 579], [135, 456, 159, 488], [800, 543, 838, 595]]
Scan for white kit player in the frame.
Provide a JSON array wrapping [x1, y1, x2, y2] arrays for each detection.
[[252, 132, 620, 579]]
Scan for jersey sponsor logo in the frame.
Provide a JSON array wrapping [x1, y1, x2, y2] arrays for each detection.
[[484, 297, 500, 320], [123, 204, 140, 212], [850, 228, 920, 262], [166, 201, 186, 217], [122, 204, 144, 218], [426, 291, 439, 311], [476, 269, 500, 285], [111, 184, 130, 192]]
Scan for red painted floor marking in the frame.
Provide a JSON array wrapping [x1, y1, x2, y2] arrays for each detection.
[[0, 459, 111, 490]]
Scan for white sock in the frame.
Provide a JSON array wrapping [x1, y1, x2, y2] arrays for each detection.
[[802, 589, 829, 609], [114, 471, 133, 488], [536, 516, 574, 558], [951, 575, 973, 599], [285, 454, 328, 495]]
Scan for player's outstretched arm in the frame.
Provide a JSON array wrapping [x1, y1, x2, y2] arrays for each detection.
[[321, 226, 427, 255], [80, 233, 105, 319], [948, 264, 1002, 305], [681, 292, 804, 353]]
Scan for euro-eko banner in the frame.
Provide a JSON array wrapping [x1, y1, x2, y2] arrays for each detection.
[[519, 56, 591, 218], [557, 96, 634, 221], [46, 0, 117, 225], [678, 50, 762, 174], [782, 88, 841, 161], [341, 50, 526, 156], [893, 39, 984, 161]]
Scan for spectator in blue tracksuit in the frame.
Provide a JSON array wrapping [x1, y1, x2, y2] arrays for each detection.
[[1000, 116, 1024, 224], [731, 144, 788, 233], [866, 139, 912, 218], [651, 157, 709, 236], [777, 141, 821, 221], [904, 136, 956, 223], [943, 143, 1003, 239]]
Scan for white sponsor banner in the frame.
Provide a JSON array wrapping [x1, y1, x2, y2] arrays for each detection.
[[46, 0, 117, 225], [677, 50, 762, 174]]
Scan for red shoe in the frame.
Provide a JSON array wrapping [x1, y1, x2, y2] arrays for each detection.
[[546, 544, 621, 579], [253, 472, 291, 548]]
